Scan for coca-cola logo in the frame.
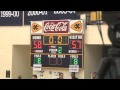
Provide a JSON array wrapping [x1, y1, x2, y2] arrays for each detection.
[[43, 20, 69, 33]]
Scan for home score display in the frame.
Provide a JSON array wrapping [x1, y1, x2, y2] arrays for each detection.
[[30, 20, 84, 68]]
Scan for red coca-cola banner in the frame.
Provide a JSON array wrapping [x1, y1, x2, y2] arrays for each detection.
[[43, 20, 69, 33]]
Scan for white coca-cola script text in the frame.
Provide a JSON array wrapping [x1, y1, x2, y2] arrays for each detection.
[[44, 22, 68, 32]]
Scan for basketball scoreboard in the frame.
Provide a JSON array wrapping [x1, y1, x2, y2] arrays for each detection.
[[30, 20, 84, 70]]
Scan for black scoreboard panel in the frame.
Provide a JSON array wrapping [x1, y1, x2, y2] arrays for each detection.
[[31, 35, 82, 54], [31, 34, 83, 68], [31, 54, 82, 68], [42, 45, 81, 54]]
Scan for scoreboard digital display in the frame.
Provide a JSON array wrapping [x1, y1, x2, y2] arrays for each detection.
[[43, 35, 68, 45], [31, 54, 82, 68], [30, 20, 84, 68], [31, 35, 82, 54]]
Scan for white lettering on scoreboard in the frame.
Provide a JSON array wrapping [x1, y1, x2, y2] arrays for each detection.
[[69, 65, 79, 72], [69, 50, 79, 53], [33, 64, 42, 71], [69, 35, 82, 39], [33, 50, 43, 53], [48, 55, 56, 58], [58, 55, 65, 58], [44, 22, 68, 32], [32, 36, 41, 39], [49, 49, 57, 53], [70, 55, 78, 58], [34, 55, 41, 57]]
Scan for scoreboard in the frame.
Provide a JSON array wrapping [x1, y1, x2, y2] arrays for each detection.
[[30, 20, 84, 69]]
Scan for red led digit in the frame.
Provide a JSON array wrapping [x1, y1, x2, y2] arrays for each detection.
[[72, 40, 76, 48], [58, 58, 62, 65], [38, 40, 42, 48], [77, 40, 82, 49], [33, 40, 42, 49], [50, 58, 56, 65], [33, 41, 37, 48]]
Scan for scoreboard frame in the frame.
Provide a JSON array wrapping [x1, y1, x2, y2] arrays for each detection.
[[30, 34, 84, 69], [30, 20, 84, 69]]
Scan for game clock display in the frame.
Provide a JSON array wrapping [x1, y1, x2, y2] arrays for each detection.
[[43, 35, 68, 45]]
